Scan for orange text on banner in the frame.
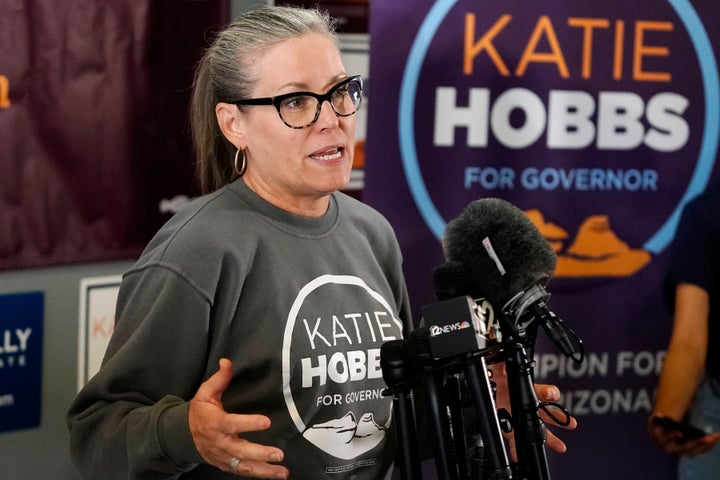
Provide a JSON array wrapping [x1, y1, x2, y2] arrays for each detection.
[[0, 75, 10, 108], [464, 14, 673, 82]]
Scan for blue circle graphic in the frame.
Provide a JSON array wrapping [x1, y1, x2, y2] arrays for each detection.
[[398, 0, 719, 253]]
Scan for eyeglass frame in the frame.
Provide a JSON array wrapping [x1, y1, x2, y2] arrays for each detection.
[[230, 75, 364, 129]]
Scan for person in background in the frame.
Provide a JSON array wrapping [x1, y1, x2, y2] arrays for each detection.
[[649, 182, 720, 479], [67, 6, 574, 479]]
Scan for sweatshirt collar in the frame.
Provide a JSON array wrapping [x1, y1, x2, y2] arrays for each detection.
[[227, 178, 339, 238]]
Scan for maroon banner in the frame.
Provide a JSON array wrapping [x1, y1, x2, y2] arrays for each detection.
[[0, 0, 229, 270], [366, 1, 720, 479]]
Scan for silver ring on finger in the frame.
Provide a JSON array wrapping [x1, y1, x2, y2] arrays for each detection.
[[230, 456, 240, 473]]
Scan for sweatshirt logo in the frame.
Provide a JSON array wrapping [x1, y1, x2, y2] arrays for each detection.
[[282, 274, 403, 460]]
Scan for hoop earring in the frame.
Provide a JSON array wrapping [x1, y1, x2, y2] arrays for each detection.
[[234, 149, 247, 177]]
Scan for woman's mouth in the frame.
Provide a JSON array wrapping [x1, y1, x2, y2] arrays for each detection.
[[310, 146, 344, 161]]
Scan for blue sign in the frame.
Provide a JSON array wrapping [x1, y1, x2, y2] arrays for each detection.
[[0, 291, 44, 433]]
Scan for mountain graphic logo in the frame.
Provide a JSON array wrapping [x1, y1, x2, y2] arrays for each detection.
[[526, 209, 651, 277], [303, 412, 387, 460]]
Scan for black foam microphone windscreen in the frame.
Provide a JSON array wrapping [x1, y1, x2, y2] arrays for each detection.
[[441, 198, 556, 307], [432, 260, 473, 301], [380, 340, 414, 391]]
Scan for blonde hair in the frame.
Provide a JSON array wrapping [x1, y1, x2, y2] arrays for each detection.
[[190, 5, 338, 194]]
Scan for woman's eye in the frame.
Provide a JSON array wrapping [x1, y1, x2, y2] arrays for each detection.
[[282, 95, 312, 110], [333, 85, 349, 99]]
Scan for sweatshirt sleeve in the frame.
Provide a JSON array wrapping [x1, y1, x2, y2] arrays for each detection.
[[67, 265, 211, 479]]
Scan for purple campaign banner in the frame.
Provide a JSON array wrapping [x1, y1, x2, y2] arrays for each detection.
[[365, 1, 720, 478], [0, 291, 44, 433]]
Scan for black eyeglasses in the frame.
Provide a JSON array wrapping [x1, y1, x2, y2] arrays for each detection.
[[231, 75, 363, 129]]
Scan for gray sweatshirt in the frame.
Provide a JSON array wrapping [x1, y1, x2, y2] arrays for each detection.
[[68, 179, 412, 479]]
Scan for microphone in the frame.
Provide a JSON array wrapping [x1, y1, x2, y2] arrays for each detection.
[[415, 298, 513, 480], [436, 198, 583, 480], [421, 295, 490, 361], [381, 339, 418, 393], [437, 198, 583, 362], [380, 340, 422, 480], [381, 328, 460, 480], [440, 197, 556, 308]]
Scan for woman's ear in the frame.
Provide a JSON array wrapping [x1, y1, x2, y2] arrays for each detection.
[[215, 102, 246, 148]]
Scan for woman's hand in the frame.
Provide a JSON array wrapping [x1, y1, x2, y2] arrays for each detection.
[[534, 383, 578, 454], [490, 363, 577, 460], [189, 359, 289, 479]]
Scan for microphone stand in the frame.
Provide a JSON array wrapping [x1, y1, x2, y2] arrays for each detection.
[[497, 283, 583, 480], [446, 372, 470, 480], [421, 367, 459, 480], [392, 388, 422, 480], [462, 356, 514, 480], [380, 340, 423, 480], [417, 356, 513, 480], [503, 339, 551, 480], [387, 287, 581, 480]]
